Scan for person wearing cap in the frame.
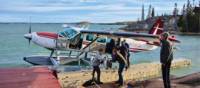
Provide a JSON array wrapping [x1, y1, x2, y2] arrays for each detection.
[[160, 32, 173, 88]]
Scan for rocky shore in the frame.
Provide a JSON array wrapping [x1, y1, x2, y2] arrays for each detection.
[[87, 72, 200, 88], [57, 59, 191, 88]]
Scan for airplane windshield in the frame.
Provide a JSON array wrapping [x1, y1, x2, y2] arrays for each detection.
[[59, 28, 78, 39]]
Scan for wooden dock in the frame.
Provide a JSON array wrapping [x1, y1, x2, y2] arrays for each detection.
[[0, 66, 61, 88]]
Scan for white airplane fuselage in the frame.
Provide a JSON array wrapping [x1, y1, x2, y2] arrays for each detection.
[[24, 31, 157, 52], [24, 32, 58, 50], [32, 32, 56, 49]]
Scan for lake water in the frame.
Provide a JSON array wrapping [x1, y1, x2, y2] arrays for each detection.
[[0, 23, 199, 76]]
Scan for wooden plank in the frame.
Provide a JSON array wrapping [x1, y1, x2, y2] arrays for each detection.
[[0, 67, 60, 88]]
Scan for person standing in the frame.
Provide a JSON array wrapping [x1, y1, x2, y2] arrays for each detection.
[[113, 45, 128, 86], [122, 40, 130, 69], [91, 48, 104, 84], [160, 32, 173, 88]]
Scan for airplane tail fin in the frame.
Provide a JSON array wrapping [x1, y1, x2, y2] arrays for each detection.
[[148, 18, 164, 35]]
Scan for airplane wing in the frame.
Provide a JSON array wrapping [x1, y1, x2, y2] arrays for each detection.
[[80, 30, 159, 42]]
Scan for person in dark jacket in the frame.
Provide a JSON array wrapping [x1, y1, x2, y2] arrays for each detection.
[[160, 32, 173, 88], [112, 45, 128, 86], [122, 40, 130, 69]]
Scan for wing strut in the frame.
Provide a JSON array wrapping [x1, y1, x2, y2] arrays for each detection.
[[49, 50, 54, 58], [76, 36, 99, 58]]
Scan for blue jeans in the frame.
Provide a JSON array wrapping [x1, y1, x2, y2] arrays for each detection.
[[118, 63, 125, 85]]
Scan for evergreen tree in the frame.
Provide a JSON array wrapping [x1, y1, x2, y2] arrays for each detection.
[[177, 16, 184, 32], [147, 5, 152, 19], [141, 4, 145, 21], [152, 8, 155, 17], [173, 3, 178, 16], [177, 0, 200, 32], [199, 0, 200, 6], [182, 4, 186, 16]]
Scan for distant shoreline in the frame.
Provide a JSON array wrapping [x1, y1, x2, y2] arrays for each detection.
[[0, 22, 126, 25], [176, 32, 200, 35], [121, 29, 200, 36]]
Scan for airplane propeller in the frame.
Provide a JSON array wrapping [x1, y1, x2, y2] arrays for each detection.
[[28, 25, 31, 45], [24, 24, 32, 45], [28, 25, 32, 45]]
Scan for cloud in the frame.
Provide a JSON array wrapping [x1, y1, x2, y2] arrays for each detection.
[[0, 3, 141, 13], [0, 0, 193, 23]]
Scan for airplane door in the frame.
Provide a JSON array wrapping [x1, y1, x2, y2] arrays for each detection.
[[69, 34, 82, 49]]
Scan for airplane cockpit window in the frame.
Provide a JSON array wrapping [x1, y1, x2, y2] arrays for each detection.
[[86, 34, 94, 41], [59, 28, 78, 39]]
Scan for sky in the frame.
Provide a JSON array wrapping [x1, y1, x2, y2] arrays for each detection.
[[0, 0, 199, 23]]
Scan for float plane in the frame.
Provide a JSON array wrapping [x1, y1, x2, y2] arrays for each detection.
[[23, 18, 180, 65]]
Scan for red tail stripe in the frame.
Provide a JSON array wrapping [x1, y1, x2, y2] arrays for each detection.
[[37, 32, 59, 39]]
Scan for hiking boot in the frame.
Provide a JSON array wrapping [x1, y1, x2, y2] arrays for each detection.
[[114, 81, 120, 84], [96, 81, 103, 84], [116, 83, 124, 87]]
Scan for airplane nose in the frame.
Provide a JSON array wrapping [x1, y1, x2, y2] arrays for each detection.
[[24, 33, 32, 40]]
